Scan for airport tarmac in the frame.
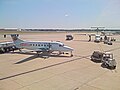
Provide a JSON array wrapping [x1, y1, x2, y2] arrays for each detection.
[[0, 32, 120, 90]]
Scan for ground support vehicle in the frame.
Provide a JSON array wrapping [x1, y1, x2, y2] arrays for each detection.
[[0, 42, 18, 53], [102, 52, 116, 69], [91, 51, 116, 69], [66, 35, 73, 40], [91, 51, 103, 62]]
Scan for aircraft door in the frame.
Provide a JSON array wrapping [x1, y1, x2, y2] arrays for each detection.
[[48, 43, 52, 50]]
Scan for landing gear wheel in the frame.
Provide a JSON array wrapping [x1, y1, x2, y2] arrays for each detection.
[[71, 54, 73, 57]]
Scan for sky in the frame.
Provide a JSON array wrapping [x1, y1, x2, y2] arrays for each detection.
[[0, 0, 120, 29]]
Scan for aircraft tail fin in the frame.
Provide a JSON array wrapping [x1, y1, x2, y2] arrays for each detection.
[[11, 34, 24, 42], [11, 34, 24, 48]]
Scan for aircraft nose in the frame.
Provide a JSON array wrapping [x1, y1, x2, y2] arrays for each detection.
[[63, 46, 73, 51]]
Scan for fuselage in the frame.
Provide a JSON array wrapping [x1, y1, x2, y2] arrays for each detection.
[[16, 41, 73, 52], [11, 34, 73, 53]]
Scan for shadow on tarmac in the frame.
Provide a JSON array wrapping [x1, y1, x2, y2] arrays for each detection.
[[14, 52, 72, 64], [0, 55, 90, 81]]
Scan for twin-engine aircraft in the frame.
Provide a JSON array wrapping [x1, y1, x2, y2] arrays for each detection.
[[11, 34, 73, 57]]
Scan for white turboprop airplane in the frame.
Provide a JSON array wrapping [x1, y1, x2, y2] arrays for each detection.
[[11, 34, 73, 57]]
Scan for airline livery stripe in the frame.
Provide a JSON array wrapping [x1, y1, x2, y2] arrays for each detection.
[[20, 43, 30, 46]]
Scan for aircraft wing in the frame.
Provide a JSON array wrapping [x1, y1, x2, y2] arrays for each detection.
[[18, 48, 51, 54], [29, 48, 50, 52]]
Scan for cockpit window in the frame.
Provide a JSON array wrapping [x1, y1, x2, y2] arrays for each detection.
[[59, 44, 64, 47]]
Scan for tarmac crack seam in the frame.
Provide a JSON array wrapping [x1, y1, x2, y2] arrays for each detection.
[[105, 46, 120, 52], [60, 65, 106, 90], [8, 55, 92, 90], [16, 61, 93, 90], [76, 84, 103, 90], [71, 47, 120, 90], [72, 70, 107, 90], [0, 46, 119, 81], [0, 55, 90, 81]]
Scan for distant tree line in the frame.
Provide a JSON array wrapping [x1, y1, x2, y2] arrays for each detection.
[[1, 28, 120, 32]]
